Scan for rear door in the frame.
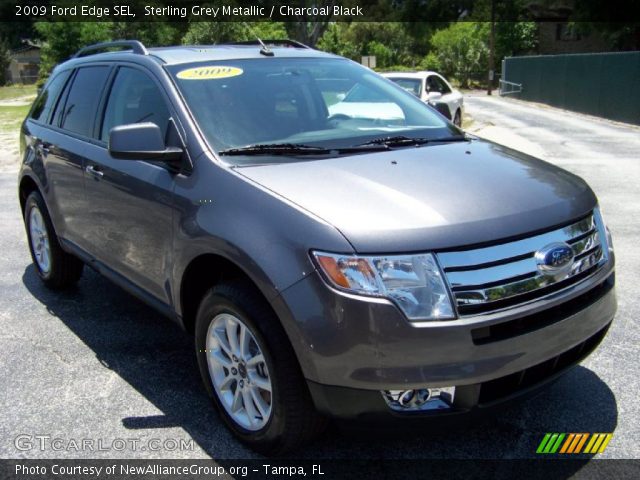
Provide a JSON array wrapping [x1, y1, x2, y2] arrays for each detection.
[[79, 65, 179, 305], [29, 66, 112, 250]]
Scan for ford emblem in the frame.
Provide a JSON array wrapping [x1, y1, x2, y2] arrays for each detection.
[[535, 242, 574, 275]]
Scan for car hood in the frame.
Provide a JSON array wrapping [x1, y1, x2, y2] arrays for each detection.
[[236, 139, 596, 253]]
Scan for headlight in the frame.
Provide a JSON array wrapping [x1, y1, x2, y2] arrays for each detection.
[[312, 251, 455, 321]]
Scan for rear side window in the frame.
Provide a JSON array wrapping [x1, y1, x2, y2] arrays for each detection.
[[100, 67, 170, 142], [58, 66, 110, 137], [30, 70, 71, 123]]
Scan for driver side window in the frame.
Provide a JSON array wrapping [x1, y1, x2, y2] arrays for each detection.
[[427, 75, 451, 94], [101, 67, 170, 142]]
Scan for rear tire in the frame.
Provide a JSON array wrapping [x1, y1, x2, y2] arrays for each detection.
[[24, 191, 83, 289], [195, 281, 325, 455]]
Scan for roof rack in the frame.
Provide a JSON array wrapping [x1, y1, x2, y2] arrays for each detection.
[[73, 40, 148, 58], [221, 40, 311, 49]]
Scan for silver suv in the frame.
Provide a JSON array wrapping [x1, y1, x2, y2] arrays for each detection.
[[19, 40, 616, 455]]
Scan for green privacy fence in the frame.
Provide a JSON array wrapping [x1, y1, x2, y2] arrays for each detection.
[[502, 51, 640, 125]]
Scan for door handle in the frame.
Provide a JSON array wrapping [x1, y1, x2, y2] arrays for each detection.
[[36, 142, 51, 156], [85, 164, 104, 180]]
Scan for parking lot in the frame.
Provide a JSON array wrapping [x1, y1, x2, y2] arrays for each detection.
[[1, 94, 639, 461]]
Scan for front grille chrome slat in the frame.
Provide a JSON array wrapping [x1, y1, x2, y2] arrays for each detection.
[[447, 256, 537, 289], [438, 215, 595, 270], [446, 230, 600, 290], [438, 213, 607, 315], [570, 231, 599, 255]]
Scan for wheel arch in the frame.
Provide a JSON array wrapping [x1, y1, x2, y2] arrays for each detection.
[[18, 174, 40, 214], [178, 252, 277, 335]]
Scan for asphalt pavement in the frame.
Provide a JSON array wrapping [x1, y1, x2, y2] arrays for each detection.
[[0, 95, 638, 462]]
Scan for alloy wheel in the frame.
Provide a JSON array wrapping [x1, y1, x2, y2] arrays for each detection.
[[206, 313, 272, 431], [29, 206, 51, 274]]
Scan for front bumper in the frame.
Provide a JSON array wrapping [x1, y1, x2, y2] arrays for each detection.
[[307, 319, 610, 421], [270, 262, 616, 419]]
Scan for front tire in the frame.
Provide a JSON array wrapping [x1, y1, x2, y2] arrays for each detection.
[[24, 191, 83, 289], [195, 281, 325, 455]]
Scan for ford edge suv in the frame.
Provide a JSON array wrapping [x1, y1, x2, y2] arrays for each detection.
[[18, 40, 616, 455]]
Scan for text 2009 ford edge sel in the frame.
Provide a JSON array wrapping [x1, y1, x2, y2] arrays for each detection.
[[18, 40, 616, 454]]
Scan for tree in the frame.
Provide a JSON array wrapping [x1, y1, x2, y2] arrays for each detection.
[[110, 22, 184, 47], [570, 0, 640, 50], [495, 21, 537, 59], [0, 39, 11, 86], [316, 23, 358, 59], [318, 22, 416, 68], [430, 22, 489, 87], [34, 22, 112, 78], [284, 0, 338, 46], [183, 22, 287, 45]]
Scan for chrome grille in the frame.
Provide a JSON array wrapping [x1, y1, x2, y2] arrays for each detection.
[[437, 211, 608, 316]]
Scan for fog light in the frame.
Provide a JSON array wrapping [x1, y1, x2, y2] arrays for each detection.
[[382, 387, 455, 412]]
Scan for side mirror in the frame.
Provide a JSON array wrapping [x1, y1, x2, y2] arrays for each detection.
[[427, 91, 443, 101], [335, 92, 346, 102], [108, 123, 183, 162]]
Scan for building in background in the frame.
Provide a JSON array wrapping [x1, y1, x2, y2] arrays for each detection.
[[528, 2, 609, 54], [6, 40, 40, 84]]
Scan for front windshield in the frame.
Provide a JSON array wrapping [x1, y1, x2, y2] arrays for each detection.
[[168, 58, 459, 161], [389, 78, 422, 98]]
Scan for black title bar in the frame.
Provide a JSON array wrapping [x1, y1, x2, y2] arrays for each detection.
[[2, 0, 640, 22]]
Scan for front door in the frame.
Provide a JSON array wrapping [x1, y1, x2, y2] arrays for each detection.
[[81, 66, 179, 305]]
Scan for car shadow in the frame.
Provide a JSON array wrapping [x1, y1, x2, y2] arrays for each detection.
[[22, 264, 618, 468]]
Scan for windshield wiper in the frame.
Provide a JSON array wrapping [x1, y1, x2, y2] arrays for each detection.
[[219, 143, 330, 156], [218, 136, 467, 157], [357, 135, 431, 147], [356, 134, 467, 148], [429, 135, 469, 143]]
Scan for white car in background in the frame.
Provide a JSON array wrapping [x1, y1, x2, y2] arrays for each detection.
[[383, 71, 464, 126], [327, 83, 405, 123]]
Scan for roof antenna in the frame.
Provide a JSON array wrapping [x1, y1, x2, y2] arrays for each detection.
[[243, 22, 274, 57]]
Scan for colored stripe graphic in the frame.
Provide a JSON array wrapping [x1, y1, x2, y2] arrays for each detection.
[[544, 434, 559, 453], [584, 434, 598, 453], [537, 433, 566, 453], [537, 433, 613, 454], [537, 433, 552, 453], [550, 433, 565, 453], [574, 433, 589, 453], [559, 434, 575, 453], [597, 434, 613, 453], [567, 433, 586, 453], [588, 434, 604, 453]]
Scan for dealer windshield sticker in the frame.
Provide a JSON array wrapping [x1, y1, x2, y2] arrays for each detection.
[[177, 66, 243, 80]]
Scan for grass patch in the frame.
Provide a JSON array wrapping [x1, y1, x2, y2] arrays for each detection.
[[0, 104, 30, 133], [0, 84, 37, 101]]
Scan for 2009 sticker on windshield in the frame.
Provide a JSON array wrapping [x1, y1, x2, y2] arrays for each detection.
[[177, 66, 243, 80]]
